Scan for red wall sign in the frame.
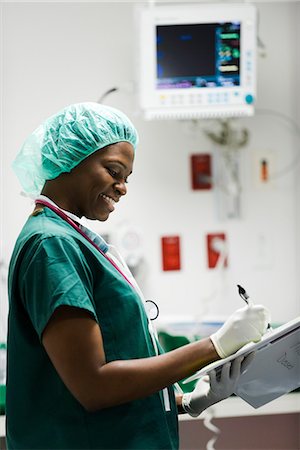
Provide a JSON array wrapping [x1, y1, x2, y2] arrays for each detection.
[[190, 154, 212, 190], [161, 236, 181, 271], [206, 233, 228, 269]]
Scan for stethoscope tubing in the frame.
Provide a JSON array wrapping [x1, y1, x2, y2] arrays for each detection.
[[35, 200, 136, 289]]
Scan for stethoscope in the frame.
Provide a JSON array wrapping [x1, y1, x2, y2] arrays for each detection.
[[34, 196, 173, 411], [145, 300, 159, 321]]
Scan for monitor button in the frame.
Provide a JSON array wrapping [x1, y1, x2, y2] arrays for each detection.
[[245, 94, 254, 104]]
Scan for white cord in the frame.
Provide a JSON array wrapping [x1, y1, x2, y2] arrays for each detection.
[[203, 407, 220, 450], [193, 237, 228, 331], [256, 108, 300, 180]]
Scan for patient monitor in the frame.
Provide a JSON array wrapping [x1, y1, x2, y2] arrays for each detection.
[[137, 3, 257, 120]]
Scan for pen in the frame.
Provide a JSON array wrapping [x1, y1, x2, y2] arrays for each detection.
[[237, 284, 272, 330], [237, 284, 250, 304]]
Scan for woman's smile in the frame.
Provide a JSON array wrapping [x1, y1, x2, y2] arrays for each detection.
[[100, 193, 116, 212]]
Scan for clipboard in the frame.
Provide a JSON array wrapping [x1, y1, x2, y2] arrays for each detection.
[[184, 316, 300, 408]]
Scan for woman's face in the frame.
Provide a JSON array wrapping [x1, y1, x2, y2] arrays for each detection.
[[64, 142, 134, 221]]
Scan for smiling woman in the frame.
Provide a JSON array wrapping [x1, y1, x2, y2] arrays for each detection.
[[6, 102, 270, 450]]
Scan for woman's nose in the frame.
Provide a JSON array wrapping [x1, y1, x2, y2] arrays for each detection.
[[114, 180, 127, 196]]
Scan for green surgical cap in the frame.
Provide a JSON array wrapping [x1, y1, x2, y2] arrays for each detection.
[[12, 102, 138, 197]]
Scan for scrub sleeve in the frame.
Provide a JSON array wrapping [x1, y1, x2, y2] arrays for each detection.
[[6, 208, 179, 450]]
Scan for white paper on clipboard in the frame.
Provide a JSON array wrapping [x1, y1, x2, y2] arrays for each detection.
[[184, 316, 300, 408]]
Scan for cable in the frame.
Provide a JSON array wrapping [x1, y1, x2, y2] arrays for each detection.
[[256, 108, 300, 139], [97, 87, 118, 104], [256, 7, 267, 58], [203, 407, 220, 450], [97, 80, 136, 105], [255, 108, 300, 180], [193, 237, 228, 333]]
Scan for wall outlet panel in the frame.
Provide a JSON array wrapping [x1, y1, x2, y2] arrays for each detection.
[[253, 149, 276, 189], [190, 154, 212, 190], [206, 233, 228, 269], [161, 236, 181, 271]]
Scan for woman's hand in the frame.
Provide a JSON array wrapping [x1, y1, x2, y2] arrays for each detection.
[[182, 352, 255, 417], [210, 304, 270, 358]]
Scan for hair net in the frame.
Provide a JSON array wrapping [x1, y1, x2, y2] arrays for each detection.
[[12, 102, 139, 197]]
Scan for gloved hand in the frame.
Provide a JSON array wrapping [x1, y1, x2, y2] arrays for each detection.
[[210, 304, 270, 358], [182, 353, 255, 417]]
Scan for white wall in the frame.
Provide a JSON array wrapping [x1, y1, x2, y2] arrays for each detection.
[[1, 1, 300, 341]]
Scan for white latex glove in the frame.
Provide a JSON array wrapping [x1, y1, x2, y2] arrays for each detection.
[[210, 304, 270, 358], [182, 353, 255, 417]]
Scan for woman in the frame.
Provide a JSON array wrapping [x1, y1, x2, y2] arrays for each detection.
[[6, 103, 269, 449]]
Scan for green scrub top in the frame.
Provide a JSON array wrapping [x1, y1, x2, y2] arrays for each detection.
[[6, 207, 179, 450]]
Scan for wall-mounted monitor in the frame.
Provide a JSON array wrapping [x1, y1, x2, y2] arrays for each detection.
[[137, 3, 257, 120]]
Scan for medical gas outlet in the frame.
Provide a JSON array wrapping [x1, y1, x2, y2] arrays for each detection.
[[206, 233, 228, 269]]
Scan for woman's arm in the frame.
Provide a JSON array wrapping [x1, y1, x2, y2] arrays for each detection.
[[42, 306, 219, 412]]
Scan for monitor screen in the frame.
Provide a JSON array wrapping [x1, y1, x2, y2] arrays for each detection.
[[156, 22, 241, 89], [137, 4, 256, 120]]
